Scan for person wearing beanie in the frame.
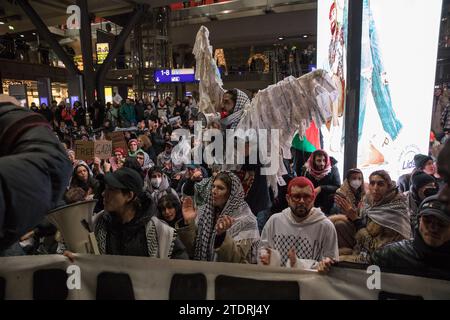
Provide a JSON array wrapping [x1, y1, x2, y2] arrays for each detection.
[[303, 149, 341, 215], [407, 171, 439, 232], [320, 195, 450, 277], [259, 177, 338, 269], [371, 195, 450, 278], [397, 154, 435, 193], [128, 138, 145, 158], [66, 168, 187, 260]]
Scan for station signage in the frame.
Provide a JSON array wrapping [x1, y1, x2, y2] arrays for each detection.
[[154, 68, 197, 83]]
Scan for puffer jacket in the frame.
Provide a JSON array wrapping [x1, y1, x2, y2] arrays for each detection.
[[371, 230, 450, 280]]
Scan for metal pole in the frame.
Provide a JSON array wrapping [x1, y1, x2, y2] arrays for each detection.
[[96, 5, 146, 103], [16, 0, 80, 76], [77, 0, 95, 109], [343, 0, 363, 175]]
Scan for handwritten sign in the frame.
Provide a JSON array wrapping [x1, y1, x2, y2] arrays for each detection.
[[106, 131, 128, 152], [75, 140, 112, 160]]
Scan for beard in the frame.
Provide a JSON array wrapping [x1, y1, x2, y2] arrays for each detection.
[[290, 204, 310, 219]]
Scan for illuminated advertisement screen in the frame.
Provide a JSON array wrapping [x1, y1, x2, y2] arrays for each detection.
[[154, 68, 197, 83], [96, 43, 109, 64], [317, 0, 442, 180]]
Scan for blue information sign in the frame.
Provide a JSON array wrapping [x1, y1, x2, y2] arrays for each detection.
[[154, 69, 197, 83]]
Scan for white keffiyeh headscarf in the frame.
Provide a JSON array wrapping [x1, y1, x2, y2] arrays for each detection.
[[194, 171, 259, 262]]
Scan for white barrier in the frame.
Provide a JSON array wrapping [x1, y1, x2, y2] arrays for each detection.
[[0, 255, 449, 300]]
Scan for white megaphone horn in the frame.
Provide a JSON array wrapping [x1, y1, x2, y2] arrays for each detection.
[[47, 199, 100, 254]]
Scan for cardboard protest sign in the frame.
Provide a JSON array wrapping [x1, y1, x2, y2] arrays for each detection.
[[106, 131, 128, 152], [75, 140, 112, 160]]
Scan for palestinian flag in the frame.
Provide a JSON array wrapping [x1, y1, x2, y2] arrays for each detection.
[[291, 121, 320, 152]]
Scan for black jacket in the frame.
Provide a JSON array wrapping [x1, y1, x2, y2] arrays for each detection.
[[371, 230, 450, 280], [304, 165, 341, 215], [98, 211, 188, 259], [0, 102, 72, 250]]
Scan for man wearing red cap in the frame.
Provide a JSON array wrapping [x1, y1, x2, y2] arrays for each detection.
[[259, 177, 338, 269]]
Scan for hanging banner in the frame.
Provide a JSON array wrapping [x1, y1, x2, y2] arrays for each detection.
[[318, 0, 442, 180], [0, 255, 449, 300], [96, 43, 109, 64]]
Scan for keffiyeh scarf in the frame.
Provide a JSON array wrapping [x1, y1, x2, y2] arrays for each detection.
[[194, 171, 259, 262]]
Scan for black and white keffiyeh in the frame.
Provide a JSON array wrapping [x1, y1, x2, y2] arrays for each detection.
[[194, 171, 259, 262]]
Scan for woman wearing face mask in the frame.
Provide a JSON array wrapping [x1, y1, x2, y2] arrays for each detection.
[[176, 171, 260, 263], [145, 166, 180, 204], [407, 171, 439, 233], [337, 170, 411, 263], [330, 169, 366, 253]]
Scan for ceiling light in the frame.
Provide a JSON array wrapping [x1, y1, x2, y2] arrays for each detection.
[[303, 34, 308, 38], [0, 22, 5, 25], [32, 32, 36, 35], [278, 37, 284, 41], [20, 34, 24, 38], [222, 10, 232, 14], [8, 25, 14, 30]]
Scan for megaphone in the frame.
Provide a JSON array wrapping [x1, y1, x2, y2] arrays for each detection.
[[47, 199, 99, 254], [197, 112, 221, 129]]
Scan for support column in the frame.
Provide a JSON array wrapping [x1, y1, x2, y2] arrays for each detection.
[[96, 5, 146, 103], [77, 0, 95, 109], [16, 0, 79, 77], [343, 0, 363, 175], [36, 77, 52, 106]]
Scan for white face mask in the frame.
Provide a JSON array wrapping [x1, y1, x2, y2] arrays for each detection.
[[151, 177, 162, 188], [350, 179, 362, 189]]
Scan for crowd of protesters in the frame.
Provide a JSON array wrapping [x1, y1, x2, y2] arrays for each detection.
[[3, 90, 450, 280]]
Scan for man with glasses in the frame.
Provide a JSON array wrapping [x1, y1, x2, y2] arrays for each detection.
[[259, 177, 338, 269]]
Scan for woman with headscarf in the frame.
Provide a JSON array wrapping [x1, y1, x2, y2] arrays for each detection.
[[338, 170, 411, 263], [136, 150, 154, 177], [69, 163, 100, 200], [128, 138, 144, 157], [330, 168, 366, 253], [303, 149, 341, 215], [176, 171, 260, 263], [145, 166, 179, 204]]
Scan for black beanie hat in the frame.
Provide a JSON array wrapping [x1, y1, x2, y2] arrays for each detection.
[[413, 154, 433, 169], [411, 171, 435, 192]]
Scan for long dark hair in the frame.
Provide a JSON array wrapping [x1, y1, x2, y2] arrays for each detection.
[[157, 194, 182, 227]]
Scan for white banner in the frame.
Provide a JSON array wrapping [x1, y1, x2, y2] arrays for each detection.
[[0, 255, 449, 300]]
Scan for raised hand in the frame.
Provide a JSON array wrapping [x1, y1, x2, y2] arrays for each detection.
[[288, 247, 297, 268], [260, 248, 272, 266], [182, 197, 197, 224], [215, 215, 235, 236], [317, 257, 336, 274]]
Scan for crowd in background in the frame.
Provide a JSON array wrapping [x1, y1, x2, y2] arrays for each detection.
[[7, 91, 450, 279]]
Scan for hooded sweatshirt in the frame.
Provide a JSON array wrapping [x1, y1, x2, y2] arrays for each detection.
[[260, 207, 338, 267], [145, 173, 179, 204]]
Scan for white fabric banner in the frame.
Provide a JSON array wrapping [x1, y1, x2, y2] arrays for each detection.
[[0, 255, 449, 300]]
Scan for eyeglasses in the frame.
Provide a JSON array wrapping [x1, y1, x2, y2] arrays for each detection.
[[289, 194, 313, 202]]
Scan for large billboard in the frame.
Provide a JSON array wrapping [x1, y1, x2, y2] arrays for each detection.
[[317, 0, 442, 180]]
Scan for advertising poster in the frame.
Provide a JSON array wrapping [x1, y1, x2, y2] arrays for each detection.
[[317, 0, 442, 180], [96, 42, 109, 64]]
